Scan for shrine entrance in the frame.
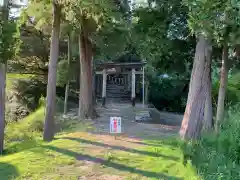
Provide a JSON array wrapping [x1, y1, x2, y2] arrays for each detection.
[[94, 62, 147, 107]]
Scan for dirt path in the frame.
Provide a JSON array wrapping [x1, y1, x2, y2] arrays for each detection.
[[56, 104, 191, 180], [91, 103, 181, 140], [56, 131, 189, 180]]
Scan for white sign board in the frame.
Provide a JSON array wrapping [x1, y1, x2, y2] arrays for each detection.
[[110, 117, 121, 134]]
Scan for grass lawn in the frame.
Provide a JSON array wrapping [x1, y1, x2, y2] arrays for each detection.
[[0, 131, 200, 180], [1, 76, 200, 179]]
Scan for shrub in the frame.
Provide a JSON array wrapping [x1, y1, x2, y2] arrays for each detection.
[[5, 107, 45, 142], [5, 104, 81, 144], [149, 76, 188, 113], [212, 71, 240, 110], [5, 74, 45, 122], [56, 96, 65, 113], [56, 58, 79, 87], [5, 93, 29, 122], [12, 76, 46, 111], [184, 104, 240, 180]]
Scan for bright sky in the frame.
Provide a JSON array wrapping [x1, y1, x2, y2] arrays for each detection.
[[1, 0, 148, 17], [0, 0, 27, 17]]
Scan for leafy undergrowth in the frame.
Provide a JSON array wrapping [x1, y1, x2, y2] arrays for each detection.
[[6, 73, 34, 89], [5, 107, 45, 143], [4, 106, 94, 152], [184, 104, 240, 180], [6, 73, 36, 122]]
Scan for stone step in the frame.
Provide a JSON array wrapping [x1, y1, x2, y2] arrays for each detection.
[[107, 93, 129, 95], [106, 87, 127, 91], [135, 110, 152, 122]]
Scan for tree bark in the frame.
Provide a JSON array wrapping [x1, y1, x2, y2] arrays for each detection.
[[179, 35, 212, 140], [203, 62, 213, 131], [78, 27, 94, 119], [0, 0, 9, 154], [0, 64, 6, 154], [216, 45, 229, 132], [43, 1, 61, 141], [64, 33, 71, 114]]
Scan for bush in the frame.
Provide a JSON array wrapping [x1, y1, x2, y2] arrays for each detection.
[[56, 96, 65, 112], [184, 104, 240, 180], [212, 71, 240, 110], [5, 107, 45, 142], [5, 93, 29, 122], [5, 104, 80, 144], [56, 58, 79, 87], [12, 76, 46, 111], [4, 105, 75, 153], [149, 76, 188, 113], [5, 74, 45, 122]]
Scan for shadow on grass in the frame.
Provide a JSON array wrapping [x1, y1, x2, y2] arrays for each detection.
[[3, 140, 40, 155], [59, 137, 179, 161], [0, 162, 19, 180], [44, 145, 183, 180], [129, 138, 182, 149]]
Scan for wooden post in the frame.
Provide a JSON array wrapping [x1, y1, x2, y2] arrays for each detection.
[[145, 80, 149, 105], [92, 58, 96, 106], [64, 33, 71, 114], [142, 66, 145, 107], [127, 72, 131, 91], [102, 68, 107, 106], [131, 68, 136, 107]]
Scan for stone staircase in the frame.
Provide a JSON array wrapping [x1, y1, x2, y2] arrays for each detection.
[[106, 83, 130, 103], [91, 103, 180, 137]]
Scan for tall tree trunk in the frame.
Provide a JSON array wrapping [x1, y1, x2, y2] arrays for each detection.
[[216, 45, 229, 132], [78, 28, 94, 119], [92, 61, 96, 106], [203, 63, 213, 131], [179, 35, 212, 140], [0, 64, 6, 154], [43, 1, 61, 141], [0, 0, 9, 154], [64, 33, 72, 114]]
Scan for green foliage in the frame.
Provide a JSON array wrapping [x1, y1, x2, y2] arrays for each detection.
[[212, 69, 240, 109], [55, 96, 65, 112], [149, 76, 188, 112], [5, 106, 45, 143], [12, 76, 46, 111], [129, 1, 194, 114], [57, 59, 71, 87], [23, 0, 129, 64], [184, 0, 240, 44], [63, 0, 121, 30], [6, 74, 38, 122], [93, 20, 129, 60], [184, 104, 240, 180], [9, 74, 71, 116], [63, 0, 129, 60], [132, 1, 195, 74], [26, 0, 52, 33], [0, 16, 21, 63], [56, 57, 79, 87], [9, 9, 50, 75], [5, 103, 75, 144]]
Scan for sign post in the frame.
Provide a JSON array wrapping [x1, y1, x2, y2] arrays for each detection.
[[110, 117, 121, 139]]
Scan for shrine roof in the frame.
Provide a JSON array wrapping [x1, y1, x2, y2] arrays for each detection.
[[96, 61, 146, 69], [95, 52, 146, 69]]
